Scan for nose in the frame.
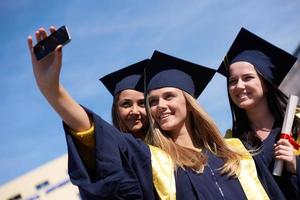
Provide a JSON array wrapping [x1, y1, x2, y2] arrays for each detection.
[[130, 104, 140, 115], [157, 99, 167, 111], [236, 79, 245, 89]]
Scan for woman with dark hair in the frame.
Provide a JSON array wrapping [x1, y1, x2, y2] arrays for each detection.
[[219, 27, 300, 199], [100, 60, 149, 139]]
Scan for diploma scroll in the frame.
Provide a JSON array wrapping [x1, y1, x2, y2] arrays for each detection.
[[273, 95, 299, 176]]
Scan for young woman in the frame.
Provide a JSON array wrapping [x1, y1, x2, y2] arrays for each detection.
[[219, 27, 300, 199], [142, 50, 277, 199], [100, 59, 149, 139], [28, 26, 151, 199], [28, 26, 271, 199]]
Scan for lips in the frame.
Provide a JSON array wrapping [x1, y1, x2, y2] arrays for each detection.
[[157, 113, 171, 121], [235, 92, 250, 101]]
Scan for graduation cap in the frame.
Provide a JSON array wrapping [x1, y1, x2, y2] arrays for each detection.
[[100, 59, 150, 96], [218, 27, 297, 86], [141, 50, 216, 98]]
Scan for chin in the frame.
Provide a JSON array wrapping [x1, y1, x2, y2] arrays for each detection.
[[237, 102, 255, 109], [128, 124, 143, 132], [159, 123, 174, 132]]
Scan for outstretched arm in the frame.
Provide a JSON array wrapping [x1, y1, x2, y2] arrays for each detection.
[[27, 26, 91, 132]]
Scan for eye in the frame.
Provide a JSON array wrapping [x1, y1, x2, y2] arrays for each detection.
[[138, 100, 145, 108], [149, 98, 158, 107], [243, 75, 254, 81], [228, 78, 236, 85], [164, 92, 175, 100], [119, 101, 132, 108]]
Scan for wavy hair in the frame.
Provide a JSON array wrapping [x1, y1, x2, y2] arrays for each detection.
[[145, 90, 242, 177]]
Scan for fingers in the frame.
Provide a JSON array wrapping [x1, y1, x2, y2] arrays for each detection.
[[27, 36, 36, 61], [49, 26, 57, 34], [275, 138, 293, 147], [53, 45, 63, 72], [27, 36, 33, 53], [34, 26, 55, 43], [274, 139, 295, 162], [39, 28, 48, 41]]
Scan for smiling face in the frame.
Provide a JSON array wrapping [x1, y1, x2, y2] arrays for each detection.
[[117, 89, 148, 136], [148, 87, 188, 136], [228, 61, 267, 111]]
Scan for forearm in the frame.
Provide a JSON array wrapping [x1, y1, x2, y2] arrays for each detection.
[[42, 84, 91, 132]]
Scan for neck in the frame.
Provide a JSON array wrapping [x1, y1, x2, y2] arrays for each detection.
[[171, 121, 195, 148], [246, 99, 274, 130], [131, 130, 146, 140], [245, 99, 274, 140]]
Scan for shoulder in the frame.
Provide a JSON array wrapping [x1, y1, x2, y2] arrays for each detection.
[[148, 145, 174, 168], [148, 145, 171, 159], [224, 138, 250, 157], [224, 129, 233, 139]]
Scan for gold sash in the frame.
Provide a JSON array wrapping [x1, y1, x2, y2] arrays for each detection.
[[225, 138, 269, 200], [149, 140, 270, 200], [148, 145, 176, 200]]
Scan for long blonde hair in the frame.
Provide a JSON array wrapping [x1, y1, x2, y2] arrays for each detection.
[[145, 90, 242, 176]]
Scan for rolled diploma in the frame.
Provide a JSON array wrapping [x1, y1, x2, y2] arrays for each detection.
[[273, 95, 299, 176]]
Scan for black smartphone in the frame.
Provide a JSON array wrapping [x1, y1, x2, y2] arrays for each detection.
[[33, 25, 71, 60]]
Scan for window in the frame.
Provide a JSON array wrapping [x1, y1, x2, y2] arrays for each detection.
[[7, 194, 22, 200], [35, 180, 49, 190]]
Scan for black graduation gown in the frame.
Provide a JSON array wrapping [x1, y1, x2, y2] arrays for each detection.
[[64, 108, 272, 199], [64, 108, 154, 200], [175, 151, 247, 200], [255, 125, 300, 200]]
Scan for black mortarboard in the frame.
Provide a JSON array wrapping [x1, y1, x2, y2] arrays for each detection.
[[100, 59, 150, 96], [218, 27, 297, 86], [141, 50, 216, 98]]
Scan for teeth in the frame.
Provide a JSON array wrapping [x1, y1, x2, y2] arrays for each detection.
[[238, 93, 248, 98], [128, 117, 141, 121], [159, 113, 170, 119]]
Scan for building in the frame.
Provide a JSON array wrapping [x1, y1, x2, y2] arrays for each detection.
[[280, 44, 300, 100], [0, 154, 80, 200]]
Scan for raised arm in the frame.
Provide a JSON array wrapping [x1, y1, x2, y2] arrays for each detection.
[[27, 26, 91, 132]]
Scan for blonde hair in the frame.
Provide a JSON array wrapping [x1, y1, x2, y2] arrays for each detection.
[[145, 90, 242, 176]]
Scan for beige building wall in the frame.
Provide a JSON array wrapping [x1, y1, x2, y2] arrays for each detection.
[[0, 154, 80, 200]]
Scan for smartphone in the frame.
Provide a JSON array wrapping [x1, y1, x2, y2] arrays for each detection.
[[33, 25, 71, 60]]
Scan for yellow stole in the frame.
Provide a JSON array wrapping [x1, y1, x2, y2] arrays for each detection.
[[70, 126, 270, 199], [225, 139, 269, 200], [149, 139, 270, 200], [148, 145, 176, 200]]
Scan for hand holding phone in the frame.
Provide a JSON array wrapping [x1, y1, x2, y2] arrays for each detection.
[[33, 25, 71, 60]]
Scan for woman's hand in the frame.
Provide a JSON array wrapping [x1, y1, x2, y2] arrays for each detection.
[[27, 26, 62, 96], [27, 26, 91, 132], [274, 139, 297, 174]]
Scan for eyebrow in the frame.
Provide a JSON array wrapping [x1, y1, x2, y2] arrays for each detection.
[[229, 72, 256, 78]]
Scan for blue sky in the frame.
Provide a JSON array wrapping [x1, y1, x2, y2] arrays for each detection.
[[1, 0, 300, 185]]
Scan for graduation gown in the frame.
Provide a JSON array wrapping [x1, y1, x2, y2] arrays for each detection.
[[225, 124, 300, 200], [64, 108, 271, 199], [256, 124, 300, 200]]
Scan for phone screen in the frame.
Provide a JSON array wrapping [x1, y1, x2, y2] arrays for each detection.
[[33, 26, 71, 60]]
